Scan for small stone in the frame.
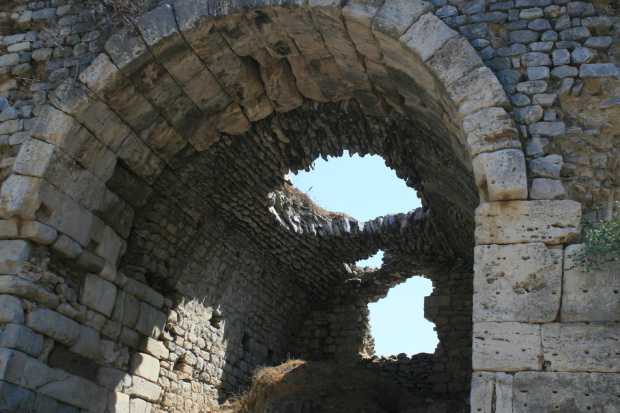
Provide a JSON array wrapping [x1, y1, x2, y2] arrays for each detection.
[[520, 8, 543, 20], [552, 49, 570, 66], [551, 65, 579, 79], [530, 178, 565, 199], [529, 122, 565, 137], [516, 80, 547, 94], [540, 30, 558, 41], [521, 52, 551, 67], [513, 105, 544, 124], [532, 93, 557, 107], [579, 63, 618, 79], [571, 47, 597, 64], [528, 154, 563, 178], [554, 15, 571, 31], [511, 93, 531, 107], [529, 41, 553, 52], [527, 66, 550, 80], [528, 18, 551, 31], [559, 26, 592, 42], [584, 36, 612, 50], [509, 30, 539, 44], [498, 43, 527, 57]]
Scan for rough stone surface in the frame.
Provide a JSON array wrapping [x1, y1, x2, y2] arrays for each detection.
[[473, 322, 542, 372]]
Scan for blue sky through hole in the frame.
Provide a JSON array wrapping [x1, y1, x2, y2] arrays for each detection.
[[290, 152, 439, 356]]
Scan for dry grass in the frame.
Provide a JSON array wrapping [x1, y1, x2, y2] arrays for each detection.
[[216, 360, 468, 413], [282, 183, 354, 221]]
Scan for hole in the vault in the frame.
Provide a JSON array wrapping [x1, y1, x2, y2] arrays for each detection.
[[368, 276, 438, 356], [290, 151, 420, 221], [356, 250, 384, 269]]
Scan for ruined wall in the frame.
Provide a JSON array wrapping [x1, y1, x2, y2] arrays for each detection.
[[0, 0, 618, 412]]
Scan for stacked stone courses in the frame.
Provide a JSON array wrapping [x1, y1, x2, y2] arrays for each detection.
[[0, 0, 618, 412]]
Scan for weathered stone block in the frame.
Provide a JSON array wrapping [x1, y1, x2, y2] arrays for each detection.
[[372, 0, 433, 38], [0, 294, 24, 324], [0, 380, 35, 413], [123, 278, 164, 310], [542, 323, 619, 372], [139, 337, 169, 360], [470, 372, 513, 413], [561, 244, 620, 322], [473, 322, 542, 372], [400, 12, 457, 62], [475, 200, 581, 245], [447, 67, 509, 116], [50, 234, 82, 259], [135, 302, 166, 339], [530, 178, 565, 200], [113, 290, 140, 328], [126, 375, 162, 402], [513, 372, 620, 412], [0, 275, 59, 309], [473, 149, 528, 202], [38, 370, 108, 413], [463, 107, 521, 156], [427, 36, 483, 88], [97, 366, 132, 391], [26, 308, 80, 346], [0, 240, 30, 275], [0, 323, 44, 357], [107, 391, 130, 413], [129, 352, 160, 383], [69, 325, 102, 361], [18, 221, 58, 245], [474, 243, 562, 322]]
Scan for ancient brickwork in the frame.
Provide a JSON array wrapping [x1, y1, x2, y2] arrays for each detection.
[[0, 0, 618, 412]]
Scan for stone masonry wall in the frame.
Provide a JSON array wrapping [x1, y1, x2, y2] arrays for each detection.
[[0, 0, 618, 412]]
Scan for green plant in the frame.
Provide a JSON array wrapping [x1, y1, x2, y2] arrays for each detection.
[[567, 202, 620, 273]]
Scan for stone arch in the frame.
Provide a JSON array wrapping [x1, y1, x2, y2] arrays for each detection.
[[0, 0, 588, 412]]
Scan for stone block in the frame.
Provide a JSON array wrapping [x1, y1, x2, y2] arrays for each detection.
[[427, 36, 483, 88], [0, 323, 44, 357], [38, 370, 108, 413], [26, 308, 80, 346], [447, 67, 509, 116], [139, 337, 169, 360], [472, 149, 528, 202], [342, 1, 383, 61], [80, 273, 117, 317], [18, 221, 57, 245], [135, 302, 167, 339], [542, 323, 619, 372], [561, 244, 620, 322], [107, 391, 130, 413], [113, 291, 140, 328], [0, 294, 24, 324], [0, 347, 51, 390], [69, 325, 102, 361], [32, 394, 58, 413], [123, 278, 164, 310], [129, 352, 160, 383], [0, 240, 30, 275], [579, 63, 619, 79], [463, 107, 521, 156], [473, 322, 542, 372], [400, 12, 457, 62], [513, 372, 620, 412], [126, 375, 162, 403], [475, 200, 581, 245], [50, 235, 82, 259], [0, 275, 59, 309], [0, 380, 35, 413], [97, 366, 132, 391], [471, 372, 513, 413], [0, 219, 19, 239], [473, 243, 562, 322], [372, 0, 433, 38], [530, 178, 565, 200]]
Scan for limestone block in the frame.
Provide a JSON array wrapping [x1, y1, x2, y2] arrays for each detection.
[[561, 244, 620, 322], [0, 347, 51, 390], [115, 132, 166, 185], [246, 7, 298, 60], [99, 261, 127, 288], [26, 308, 80, 346], [18, 221, 58, 245], [129, 352, 160, 383], [470, 372, 495, 413], [0, 240, 30, 275], [475, 200, 581, 245], [129, 397, 151, 413], [32, 394, 57, 413], [113, 290, 140, 328], [542, 323, 619, 372], [0, 219, 18, 239], [139, 337, 170, 360], [0, 381, 34, 412], [242, 93, 275, 122], [0, 294, 24, 324], [463, 107, 521, 157], [474, 243, 562, 322], [108, 391, 130, 413], [97, 366, 132, 391], [513, 372, 620, 412], [472, 149, 528, 202], [0, 175, 43, 221], [342, 1, 383, 61], [0, 323, 44, 357], [69, 325, 102, 361], [94, 226, 126, 265], [372, 0, 433, 38], [427, 36, 483, 88], [473, 322, 542, 372], [50, 234, 82, 259], [135, 302, 167, 339], [123, 278, 164, 310], [0, 275, 59, 309], [38, 370, 108, 413], [30, 105, 117, 183], [126, 375, 162, 403], [258, 58, 303, 112], [530, 178, 566, 200], [400, 13, 457, 62], [446, 67, 509, 116], [274, 4, 331, 60]]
